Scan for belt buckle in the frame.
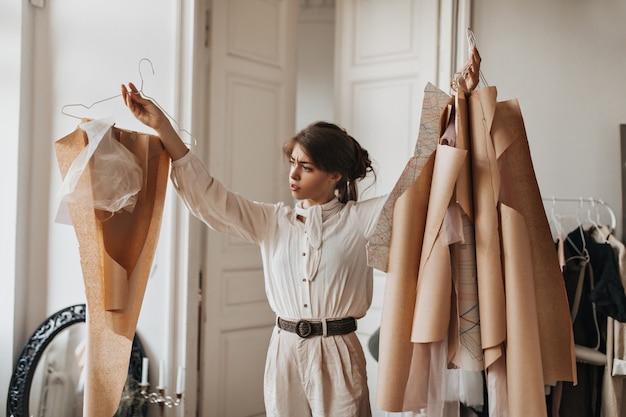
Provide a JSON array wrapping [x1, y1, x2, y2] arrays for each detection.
[[295, 319, 313, 338]]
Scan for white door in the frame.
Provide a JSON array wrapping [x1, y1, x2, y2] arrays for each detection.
[[199, 0, 298, 416], [334, 1, 468, 415], [336, 0, 449, 193]]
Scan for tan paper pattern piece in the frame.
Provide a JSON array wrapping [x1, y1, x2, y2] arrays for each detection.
[[373, 84, 576, 415], [467, 87, 507, 369], [411, 144, 467, 343], [55, 125, 169, 417], [491, 97, 576, 386], [450, 90, 483, 373], [367, 83, 453, 272]]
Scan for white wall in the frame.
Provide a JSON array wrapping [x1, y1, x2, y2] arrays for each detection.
[[0, 0, 26, 406], [473, 0, 626, 237]]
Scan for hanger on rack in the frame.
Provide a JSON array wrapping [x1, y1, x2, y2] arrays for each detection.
[[551, 198, 588, 258], [546, 197, 607, 366], [543, 196, 616, 232], [582, 198, 612, 242], [61, 58, 196, 147]]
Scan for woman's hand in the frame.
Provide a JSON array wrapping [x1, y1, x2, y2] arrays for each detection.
[[121, 82, 171, 133], [453, 46, 482, 93], [463, 46, 481, 91], [121, 82, 189, 161]]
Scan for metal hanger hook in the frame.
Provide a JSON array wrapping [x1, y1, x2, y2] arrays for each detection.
[[138, 58, 155, 93]]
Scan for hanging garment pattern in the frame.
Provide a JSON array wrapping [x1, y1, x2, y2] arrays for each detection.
[[369, 82, 576, 417]]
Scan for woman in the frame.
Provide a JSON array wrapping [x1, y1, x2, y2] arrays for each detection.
[[121, 47, 481, 417]]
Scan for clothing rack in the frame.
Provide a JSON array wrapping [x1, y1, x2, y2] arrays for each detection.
[[543, 196, 617, 367], [542, 196, 617, 232]]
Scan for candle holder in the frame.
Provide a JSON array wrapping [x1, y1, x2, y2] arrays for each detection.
[[139, 384, 183, 408]]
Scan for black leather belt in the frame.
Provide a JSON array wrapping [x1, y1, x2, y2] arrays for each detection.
[[277, 317, 357, 338]]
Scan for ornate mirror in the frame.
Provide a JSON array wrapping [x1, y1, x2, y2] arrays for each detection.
[[6, 304, 147, 417]]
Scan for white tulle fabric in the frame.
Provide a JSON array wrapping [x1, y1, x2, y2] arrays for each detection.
[[57, 118, 143, 219]]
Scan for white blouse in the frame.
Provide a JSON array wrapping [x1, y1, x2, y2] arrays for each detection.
[[170, 151, 386, 321]]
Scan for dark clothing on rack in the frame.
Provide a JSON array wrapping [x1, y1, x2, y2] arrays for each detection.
[[567, 228, 626, 323], [557, 228, 606, 417], [562, 229, 606, 350], [555, 227, 626, 417], [585, 234, 626, 323]]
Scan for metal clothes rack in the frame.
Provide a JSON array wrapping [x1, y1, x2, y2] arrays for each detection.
[[542, 196, 617, 232], [542, 196, 617, 367]]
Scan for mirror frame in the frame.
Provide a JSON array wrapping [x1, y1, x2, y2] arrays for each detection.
[[6, 304, 146, 417]]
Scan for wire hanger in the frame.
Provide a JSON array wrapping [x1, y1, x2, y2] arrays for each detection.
[[61, 59, 153, 119], [542, 196, 616, 232], [549, 197, 568, 240], [549, 198, 587, 258], [61, 58, 196, 147]]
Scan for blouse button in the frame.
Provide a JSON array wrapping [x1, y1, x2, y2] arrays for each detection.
[[302, 252, 306, 256], [302, 278, 306, 282], [304, 304, 308, 308]]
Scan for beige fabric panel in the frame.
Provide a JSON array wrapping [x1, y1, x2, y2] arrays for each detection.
[[55, 125, 169, 417]]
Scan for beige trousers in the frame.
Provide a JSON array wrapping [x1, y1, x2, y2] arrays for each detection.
[[264, 326, 372, 417]]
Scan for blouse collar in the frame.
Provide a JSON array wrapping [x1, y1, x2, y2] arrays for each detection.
[[295, 197, 342, 222], [294, 197, 343, 281]]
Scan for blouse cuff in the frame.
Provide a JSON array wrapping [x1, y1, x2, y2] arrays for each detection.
[[171, 149, 194, 168]]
